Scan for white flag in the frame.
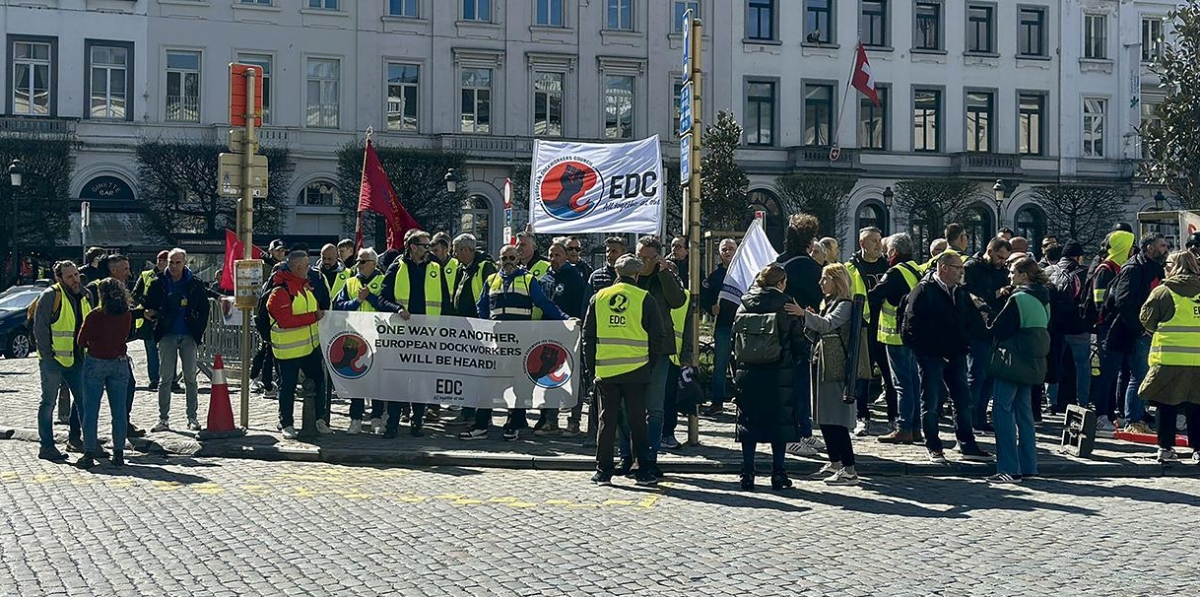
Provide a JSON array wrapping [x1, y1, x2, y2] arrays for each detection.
[[719, 219, 780, 304]]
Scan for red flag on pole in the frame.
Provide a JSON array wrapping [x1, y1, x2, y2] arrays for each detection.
[[851, 44, 879, 107], [219, 229, 265, 291], [357, 141, 420, 251]]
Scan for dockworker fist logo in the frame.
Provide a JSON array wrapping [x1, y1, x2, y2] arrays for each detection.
[[327, 332, 373, 379], [524, 341, 572, 389], [608, 293, 629, 314]]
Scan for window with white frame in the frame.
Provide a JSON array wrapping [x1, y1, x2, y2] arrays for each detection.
[[462, 0, 490, 21], [1018, 93, 1045, 156], [536, 0, 564, 26], [1084, 14, 1107, 59], [165, 50, 200, 122], [236, 53, 271, 124], [1083, 98, 1106, 158], [913, 88, 941, 152], [389, 0, 417, 17], [309, 0, 339, 10], [604, 75, 634, 139], [386, 63, 419, 132], [88, 43, 128, 119], [966, 91, 994, 153], [674, 1, 699, 33], [1142, 18, 1164, 63], [12, 39, 53, 116], [306, 58, 339, 128], [533, 72, 563, 137], [460, 68, 492, 134], [300, 181, 337, 206], [607, 0, 633, 31]]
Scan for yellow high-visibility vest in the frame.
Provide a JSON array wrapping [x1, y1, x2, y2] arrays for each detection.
[[844, 261, 869, 323], [135, 269, 156, 330], [42, 285, 93, 368], [329, 267, 354, 301], [270, 287, 321, 360], [877, 262, 919, 346], [1149, 288, 1200, 367], [342, 273, 385, 312], [669, 294, 690, 366], [594, 282, 650, 380], [443, 258, 459, 292], [392, 259, 444, 316]]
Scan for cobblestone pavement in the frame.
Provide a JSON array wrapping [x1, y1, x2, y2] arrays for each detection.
[[1, 446, 1198, 596], [0, 345, 1186, 474]]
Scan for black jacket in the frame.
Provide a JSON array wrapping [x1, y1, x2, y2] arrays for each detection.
[[733, 287, 803, 444], [1050, 257, 1090, 336], [450, 253, 497, 318], [963, 253, 1008, 314], [1101, 253, 1165, 352], [142, 270, 210, 344], [582, 277, 671, 384], [700, 264, 738, 328], [902, 278, 976, 359], [541, 262, 589, 319], [776, 251, 823, 310]]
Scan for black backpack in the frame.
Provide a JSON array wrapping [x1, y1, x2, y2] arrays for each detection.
[[1050, 265, 1090, 335], [254, 283, 291, 339], [1079, 260, 1118, 329]]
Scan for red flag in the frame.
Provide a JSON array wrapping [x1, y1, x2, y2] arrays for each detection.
[[851, 44, 879, 107], [219, 229, 266, 291], [357, 141, 420, 251]]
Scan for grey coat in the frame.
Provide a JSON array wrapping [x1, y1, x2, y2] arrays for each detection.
[[803, 299, 857, 430]]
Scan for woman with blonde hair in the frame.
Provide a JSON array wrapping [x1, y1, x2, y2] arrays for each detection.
[[800, 263, 862, 485], [1139, 250, 1200, 463]]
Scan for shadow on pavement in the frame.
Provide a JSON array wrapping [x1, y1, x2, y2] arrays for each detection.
[[851, 476, 1099, 518], [1021, 476, 1200, 507], [86, 456, 212, 485], [610, 479, 812, 513]]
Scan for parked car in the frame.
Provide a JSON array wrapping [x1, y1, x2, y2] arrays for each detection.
[[0, 285, 46, 359]]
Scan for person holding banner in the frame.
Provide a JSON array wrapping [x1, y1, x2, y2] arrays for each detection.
[[585, 254, 670, 487], [266, 250, 330, 440], [382, 230, 449, 438], [461, 244, 567, 441], [334, 248, 403, 435], [701, 239, 740, 416], [445, 233, 497, 429]]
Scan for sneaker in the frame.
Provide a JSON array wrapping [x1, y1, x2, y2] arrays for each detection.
[[263, 388, 278, 399], [110, 454, 124, 467], [854, 418, 870, 437], [503, 428, 519, 441], [824, 468, 860, 486], [147, 381, 159, 392], [803, 436, 826, 451], [370, 418, 384, 435], [347, 419, 362, 435], [533, 423, 559, 437], [1157, 448, 1180, 463], [424, 409, 440, 423], [315, 420, 333, 435], [614, 458, 634, 477], [785, 441, 819, 457], [400, 414, 411, 424], [151, 419, 170, 433], [1125, 421, 1154, 435], [459, 428, 489, 440], [661, 434, 681, 449], [986, 473, 1021, 484], [928, 450, 948, 464], [770, 472, 793, 490], [76, 455, 97, 470], [38, 447, 68, 462], [739, 474, 755, 491], [251, 380, 264, 393], [126, 424, 146, 438], [591, 471, 613, 486], [809, 463, 843, 479], [960, 447, 995, 463], [65, 439, 84, 453], [1192, 451, 1200, 464], [187, 418, 202, 432], [561, 422, 581, 437], [281, 426, 299, 440], [877, 430, 914, 444], [634, 470, 658, 486], [1095, 418, 1116, 436]]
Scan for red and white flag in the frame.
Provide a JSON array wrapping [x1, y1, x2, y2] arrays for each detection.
[[852, 44, 879, 107]]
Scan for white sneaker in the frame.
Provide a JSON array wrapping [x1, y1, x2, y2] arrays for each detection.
[[370, 418, 384, 435], [187, 418, 202, 431], [1192, 451, 1200, 464], [151, 419, 170, 433], [786, 441, 819, 457], [347, 419, 362, 435], [459, 428, 489, 440], [824, 468, 860, 486], [281, 426, 299, 440], [1157, 448, 1180, 463], [1095, 418, 1116, 436], [263, 388, 278, 399], [801, 436, 825, 451], [251, 380, 264, 393], [853, 419, 870, 437], [315, 420, 333, 435], [809, 463, 842, 479]]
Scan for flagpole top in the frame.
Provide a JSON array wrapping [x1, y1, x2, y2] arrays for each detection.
[[365, 126, 374, 142]]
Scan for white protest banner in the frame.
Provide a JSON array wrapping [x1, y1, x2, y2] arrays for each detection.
[[719, 219, 781, 304], [529, 136, 663, 234], [319, 313, 580, 409]]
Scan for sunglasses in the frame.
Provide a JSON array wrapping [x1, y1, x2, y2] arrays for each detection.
[[501, 255, 518, 262], [566, 247, 581, 252], [410, 242, 431, 248]]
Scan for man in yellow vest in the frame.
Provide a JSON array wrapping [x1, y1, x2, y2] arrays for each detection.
[[131, 250, 168, 392], [334, 248, 404, 435], [33, 260, 90, 462], [584, 254, 670, 487], [516, 229, 551, 279], [872, 233, 924, 445], [846, 226, 890, 436], [382, 229, 448, 438], [266, 250, 329, 440], [317, 243, 351, 303], [444, 233, 497, 430]]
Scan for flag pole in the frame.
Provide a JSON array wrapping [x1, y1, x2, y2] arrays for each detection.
[[355, 127, 373, 251], [832, 42, 862, 156]]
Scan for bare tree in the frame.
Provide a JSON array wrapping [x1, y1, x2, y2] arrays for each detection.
[[774, 173, 858, 239], [1032, 184, 1130, 252]]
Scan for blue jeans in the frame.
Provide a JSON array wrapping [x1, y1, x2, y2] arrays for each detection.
[[81, 356, 130, 455], [1048, 334, 1092, 410], [887, 344, 920, 433], [1124, 335, 1151, 424], [992, 379, 1038, 476], [711, 326, 733, 405], [916, 353, 979, 453], [968, 339, 995, 429], [143, 337, 160, 386], [619, 357, 670, 464], [38, 359, 84, 449], [1091, 331, 1150, 423]]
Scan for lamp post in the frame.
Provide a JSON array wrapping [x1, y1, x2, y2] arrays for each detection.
[[993, 179, 1007, 228], [7, 159, 23, 285], [882, 186, 894, 234], [444, 168, 459, 194], [1154, 190, 1167, 212]]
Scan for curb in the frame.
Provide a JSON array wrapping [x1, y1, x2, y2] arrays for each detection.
[[2, 425, 1197, 478]]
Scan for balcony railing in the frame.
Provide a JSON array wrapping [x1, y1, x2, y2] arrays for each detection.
[[437, 134, 534, 157], [950, 152, 1021, 176], [0, 115, 77, 136], [165, 95, 200, 123]]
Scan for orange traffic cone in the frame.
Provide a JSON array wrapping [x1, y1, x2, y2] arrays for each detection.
[[198, 354, 245, 440]]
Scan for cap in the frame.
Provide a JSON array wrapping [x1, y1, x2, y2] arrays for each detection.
[[615, 254, 643, 277], [1186, 233, 1200, 249], [1062, 241, 1085, 258], [268, 239, 286, 252], [156, 250, 169, 260]]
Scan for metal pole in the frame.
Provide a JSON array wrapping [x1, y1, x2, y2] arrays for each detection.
[[685, 16, 703, 447], [238, 68, 257, 429]]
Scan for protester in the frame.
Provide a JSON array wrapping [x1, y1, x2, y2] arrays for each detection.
[[668, 236, 690, 288], [444, 234, 498, 429], [132, 250, 168, 392], [986, 256, 1051, 483], [1047, 241, 1092, 414], [334, 248, 402, 434], [775, 214, 823, 456], [1139, 250, 1200, 463], [337, 238, 357, 270], [946, 223, 969, 253], [732, 264, 802, 491], [264, 239, 286, 277], [83, 255, 145, 438], [317, 243, 350, 301], [75, 278, 134, 468], [997, 227, 1014, 241], [587, 236, 626, 294], [802, 264, 862, 486], [516, 229, 551, 279], [701, 238, 739, 416], [585, 254, 669, 487], [265, 250, 329, 439], [1010, 237, 1029, 255], [929, 239, 949, 260], [538, 237, 589, 435], [33, 261, 89, 462], [565, 236, 593, 281], [79, 247, 106, 285], [874, 234, 923, 444], [1087, 229, 1136, 432], [143, 248, 210, 433], [902, 251, 993, 464], [1186, 233, 1200, 261], [846, 226, 890, 435], [430, 232, 452, 267], [964, 237, 1013, 433]]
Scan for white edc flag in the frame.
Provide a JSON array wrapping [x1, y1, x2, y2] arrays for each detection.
[[719, 219, 781, 304], [529, 136, 663, 234]]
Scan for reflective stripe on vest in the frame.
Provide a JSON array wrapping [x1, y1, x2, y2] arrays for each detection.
[[342, 273, 385, 312], [877, 262, 919, 346], [1149, 289, 1200, 367], [487, 273, 535, 319], [45, 285, 93, 368], [595, 283, 650, 380], [270, 287, 321, 360], [392, 260, 444, 316], [669, 294, 690, 366]]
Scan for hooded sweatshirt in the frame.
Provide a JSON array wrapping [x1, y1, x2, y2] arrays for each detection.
[[1093, 230, 1135, 308]]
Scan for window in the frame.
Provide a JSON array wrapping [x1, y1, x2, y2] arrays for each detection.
[[240, 0, 272, 5], [967, 5, 994, 54], [386, 63, 419, 132], [389, 0, 417, 17], [305, 58, 339, 128], [536, 0, 564, 27], [309, 0, 339, 9], [533, 72, 563, 137], [674, 1, 699, 33], [11, 39, 53, 116], [804, 84, 833, 146], [460, 196, 491, 245], [1018, 93, 1045, 156], [1019, 7, 1046, 57], [300, 181, 337, 206], [87, 43, 129, 119], [861, 1, 887, 47], [963, 205, 993, 256], [747, 0, 776, 41], [461, 68, 492, 134], [1142, 18, 1164, 62], [1083, 98, 1106, 158], [463, 0, 490, 21], [913, 88, 941, 152], [805, 0, 832, 44], [1141, 98, 1162, 159], [604, 75, 634, 139], [607, 0, 632, 31], [745, 80, 775, 146], [914, 1, 941, 51], [1084, 14, 1107, 59], [237, 53, 271, 124], [165, 50, 200, 122], [859, 86, 888, 150], [966, 91, 993, 153]]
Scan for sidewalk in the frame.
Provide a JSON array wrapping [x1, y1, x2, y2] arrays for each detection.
[[0, 344, 1194, 478]]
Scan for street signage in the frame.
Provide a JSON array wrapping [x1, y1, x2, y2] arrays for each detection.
[[680, 133, 691, 180], [682, 11, 692, 81], [228, 129, 259, 154], [218, 153, 269, 198], [679, 82, 693, 137], [234, 259, 263, 309], [229, 63, 264, 127]]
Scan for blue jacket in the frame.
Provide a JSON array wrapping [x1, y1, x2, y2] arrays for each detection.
[[332, 271, 402, 312], [477, 267, 567, 321]]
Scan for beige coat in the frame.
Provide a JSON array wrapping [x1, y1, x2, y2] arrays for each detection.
[[1138, 274, 1200, 406]]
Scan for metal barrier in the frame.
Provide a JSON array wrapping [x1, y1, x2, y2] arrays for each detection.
[[198, 297, 261, 379]]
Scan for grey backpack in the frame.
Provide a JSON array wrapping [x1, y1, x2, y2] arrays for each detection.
[[733, 312, 782, 365]]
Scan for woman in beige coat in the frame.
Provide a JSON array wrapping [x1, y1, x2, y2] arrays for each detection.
[[1139, 250, 1200, 463]]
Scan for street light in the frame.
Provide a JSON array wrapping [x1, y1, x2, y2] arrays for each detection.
[[882, 186, 894, 233], [7, 159, 23, 286], [444, 168, 460, 194], [8, 159, 22, 187], [993, 179, 1007, 226], [1154, 190, 1167, 211]]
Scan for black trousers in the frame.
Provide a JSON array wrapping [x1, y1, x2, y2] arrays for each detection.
[[250, 342, 276, 391], [820, 424, 856, 467], [856, 333, 897, 421], [386, 402, 425, 433], [1156, 403, 1200, 450], [277, 351, 326, 430], [596, 380, 650, 473]]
